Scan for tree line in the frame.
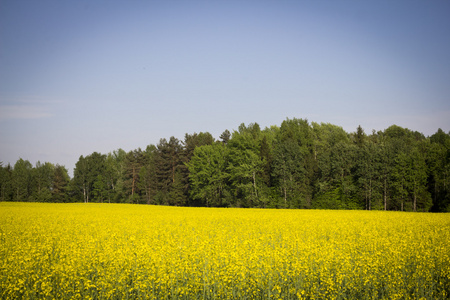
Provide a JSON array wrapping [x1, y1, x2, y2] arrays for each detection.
[[1, 119, 449, 212]]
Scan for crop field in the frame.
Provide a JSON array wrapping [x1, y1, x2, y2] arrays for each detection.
[[1, 203, 449, 299]]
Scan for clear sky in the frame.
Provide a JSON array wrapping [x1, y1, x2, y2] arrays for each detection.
[[1, 0, 450, 175]]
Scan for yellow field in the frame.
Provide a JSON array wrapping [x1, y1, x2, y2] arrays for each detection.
[[0, 203, 449, 299]]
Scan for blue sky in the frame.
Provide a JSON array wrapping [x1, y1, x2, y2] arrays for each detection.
[[1, 0, 449, 175]]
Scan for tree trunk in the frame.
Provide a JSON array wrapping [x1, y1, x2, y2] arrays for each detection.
[[253, 171, 257, 203], [172, 155, 176, 184], [131, 168, 136, 196], [83, 183, 87, 203], [413, 178, 417, 212]]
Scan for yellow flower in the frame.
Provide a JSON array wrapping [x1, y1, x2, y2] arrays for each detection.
[[1, 203, 449, 299]]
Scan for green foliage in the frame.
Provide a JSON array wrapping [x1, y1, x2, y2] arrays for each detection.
[[226, 123, 268, 207], [187, 143, 230, 207], [272, 118, 315, 208], [138, 147, 157, 205], [32, 161, 54, 202], [3, 121, 449, 212], [52, 165, 70, 202], [0, 163, 13, 201], [73, 152, 106, 203], [153, 137, 186, 205], [312, 187, 343, 209], [12, 159, 33, 201], [428, 130, 450, 212]]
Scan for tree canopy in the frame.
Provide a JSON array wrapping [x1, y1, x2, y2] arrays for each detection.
[[1, 119, 449, 212]]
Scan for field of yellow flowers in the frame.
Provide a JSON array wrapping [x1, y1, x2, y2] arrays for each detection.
[[1, 202, 449, 299]]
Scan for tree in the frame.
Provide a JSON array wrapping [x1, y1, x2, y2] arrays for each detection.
[[391, 151, 409, 211], [312, 122, 357, 209], [385, 126, 431, 211], [106, 149, 127, 203], [86, 152, 107, 202], [259, 134, 273, 189], [0, 163, 13, 201], [227, 123, 267, 207], [33, 161, 54, 202], [355, 136, 383, 210], [12, 159, 33, 201], [220, 129, 231, 144], [137, 145, 157, 204], [93, 175, 107, 203], [123, 149, 145, 204], [272, 119, 315, 208], [405, 146, 431, 211], [154, 137, 186, 205], [3, 119, 447, 211], [428, 129, 450, 212], [73, 156, 89, 203], [183, 132, 215, 160], [272, 137, 304, 208], [52, 165, 70, 202], [377, 133, 394, 211], [181, 132, 215, 203], [73, 152, 106, 203], [187, 143, 230, 207], [353, 125, 366, 147]]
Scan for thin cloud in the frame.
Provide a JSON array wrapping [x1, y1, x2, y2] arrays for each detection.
[[0, 105, 53, 120], [18, 97, 64, 105]]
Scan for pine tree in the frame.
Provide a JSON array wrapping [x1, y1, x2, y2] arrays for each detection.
[[154, 137, 186, 205]]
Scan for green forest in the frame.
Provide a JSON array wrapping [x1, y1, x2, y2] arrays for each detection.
[[1, 118, 449, 212]]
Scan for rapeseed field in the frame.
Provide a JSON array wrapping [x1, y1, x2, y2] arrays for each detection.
[[1, 203, 449, 299]]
